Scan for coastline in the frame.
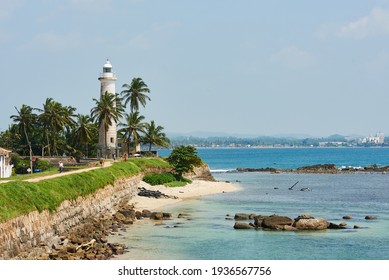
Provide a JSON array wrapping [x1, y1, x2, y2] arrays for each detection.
[[130, 179, 241, 212]]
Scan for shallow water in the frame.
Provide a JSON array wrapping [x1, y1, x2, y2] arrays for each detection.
[[113, 148, 389, 260]]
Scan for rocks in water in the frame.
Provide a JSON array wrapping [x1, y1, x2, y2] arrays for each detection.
[[365, 215, 378, 220], [150, 212, 172, 220], [343, 215, 352, 220], [327, 222, 348, 229], [262, 215, 294, 229], [296, 164, 338, 174], [253, 215, 268, 227], [233, 222, 255, 229], [233, 213, 257, 220], [293, 218, 328, 230]]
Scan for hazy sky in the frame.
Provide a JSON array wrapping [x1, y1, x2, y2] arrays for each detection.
[[1, 0, 389, 137]]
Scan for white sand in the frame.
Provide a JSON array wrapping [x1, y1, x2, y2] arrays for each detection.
[[130, 180, 241, 211]]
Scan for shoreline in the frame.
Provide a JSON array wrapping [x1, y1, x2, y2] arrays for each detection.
[[130, 179, 241, 212]]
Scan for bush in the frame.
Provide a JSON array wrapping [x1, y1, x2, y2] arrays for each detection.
[[143, 172, 176, 186], [33, 159, 50, 172]]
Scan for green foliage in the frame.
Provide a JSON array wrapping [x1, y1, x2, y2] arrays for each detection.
[[166, 145, 202, 180], [33, 158, 50, 171], [0, 158, 169, 222], [143, 172, 176, 186]]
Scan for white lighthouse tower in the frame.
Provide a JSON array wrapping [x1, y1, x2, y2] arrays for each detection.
[[98, 59, 118, 159]]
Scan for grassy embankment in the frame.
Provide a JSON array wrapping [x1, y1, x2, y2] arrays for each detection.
[[0, 158, 170, 223]]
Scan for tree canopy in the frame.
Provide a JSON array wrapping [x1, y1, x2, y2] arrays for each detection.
[[166, 145, 202, 180]]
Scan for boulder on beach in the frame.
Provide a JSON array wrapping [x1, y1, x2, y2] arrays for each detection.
[[293, 218, 328, 230], [262, 215, 293, 229]]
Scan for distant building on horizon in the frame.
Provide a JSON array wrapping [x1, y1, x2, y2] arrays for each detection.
[[360, 132, 385, 145], [97, 59, 118, 159]]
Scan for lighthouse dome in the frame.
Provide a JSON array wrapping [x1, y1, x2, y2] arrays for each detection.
[[103, 59, 112, 68]]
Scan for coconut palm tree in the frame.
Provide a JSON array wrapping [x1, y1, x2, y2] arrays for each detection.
[[121, 77, 151, 112], [90, 92, 123, 156], [118, 111, 146, 154], [72, 114, 94, 157], [10, 105, 37, 173], [142, 120, 170, 151], [37, 98, 75, 156]]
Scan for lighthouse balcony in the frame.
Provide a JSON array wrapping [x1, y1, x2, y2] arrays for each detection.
[[99, 72, 117, 79]]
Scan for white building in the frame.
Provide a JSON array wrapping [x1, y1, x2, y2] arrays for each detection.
[[97, 59, 118, 159], [0, 147, 13, 178], [361, 132, 385, 144]]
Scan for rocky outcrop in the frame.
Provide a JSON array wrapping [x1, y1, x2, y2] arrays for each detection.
[[293, 218, 328, 230], [261, 215, 294, 229], [185, 164, 215, 181], [296, 164, 338, 174], [0, 175, 142, 259]]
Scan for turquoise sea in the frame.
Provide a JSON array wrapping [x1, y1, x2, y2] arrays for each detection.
[[116, 148, 389, 260]]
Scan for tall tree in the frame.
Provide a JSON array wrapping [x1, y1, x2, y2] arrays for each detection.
[[142, 120, 170, 151], [10, 105, 37, 173], [118, 111, 146, 154], [90, 92, 123, 152], [72, 114, 94, 157], [121, 77, 151, 112], [37, 98, 74, 156]]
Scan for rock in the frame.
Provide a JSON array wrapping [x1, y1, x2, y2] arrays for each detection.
[[262, 215, 293, 229], [253, 215, 268, 227], [234, 213, 251, 220], [365, 215, 377, 220], [293, 218, 328, 230], [66, 245, 77, 253], [178, 213, 191, 218], [150, 212, 164, 220], [295, 214, 314, 221], [282, 225, 298, 231], [163, 212, 172, 219], [343, 215, 352, 220], [135, 211, 142, 219], [142, 209, 151, 218], [233, 222, 255, 229], [328, 222, 347, 229]]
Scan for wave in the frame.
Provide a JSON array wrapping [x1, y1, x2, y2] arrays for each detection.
[[210, 169, 237, 173]]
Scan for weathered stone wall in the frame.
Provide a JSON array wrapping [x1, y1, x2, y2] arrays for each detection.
[[0, 174, 142, 259]]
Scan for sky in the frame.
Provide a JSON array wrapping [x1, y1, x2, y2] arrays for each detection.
[[1, 0, 389, 138]]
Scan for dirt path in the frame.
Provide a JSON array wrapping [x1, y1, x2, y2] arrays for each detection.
[[0, 161, 113, 184]]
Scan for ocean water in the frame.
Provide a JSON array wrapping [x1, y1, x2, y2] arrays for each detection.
[[114, 148, 389, 260]]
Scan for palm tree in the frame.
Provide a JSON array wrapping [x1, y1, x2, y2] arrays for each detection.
[[121, 77, 151, 112], [90, 92, 123, 157], [142, 120, 170, 151], [73, 114, 94, 157], [10, 105, 37, 173], [37, 98, 73, 156], [118, 111, 146, 154]]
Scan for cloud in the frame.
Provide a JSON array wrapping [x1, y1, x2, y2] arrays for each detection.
[[270, 46, 315, 69], [20, 32, 82, 51], [338, 7, 389, 38]]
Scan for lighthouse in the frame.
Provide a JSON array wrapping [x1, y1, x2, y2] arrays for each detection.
[[98, 59, 118, 159]]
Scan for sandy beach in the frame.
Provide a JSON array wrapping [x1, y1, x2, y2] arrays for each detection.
[[130, 179, 241, 211]]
